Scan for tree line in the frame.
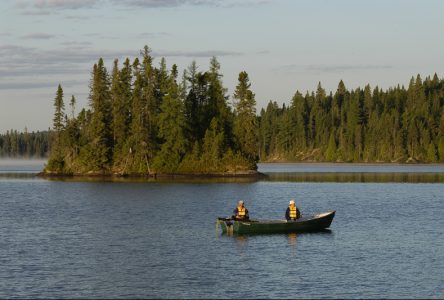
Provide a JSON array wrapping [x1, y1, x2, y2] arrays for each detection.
[[259, 74, 444, 162], [6, 45, 444, 167], [45, 46, 258, 175], [0, 129, 49, 158]]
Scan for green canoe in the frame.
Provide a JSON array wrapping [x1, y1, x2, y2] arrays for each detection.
[[217, 211, 335, 234]]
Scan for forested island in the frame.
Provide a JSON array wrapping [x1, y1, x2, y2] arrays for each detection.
[[3, 45, 444, 176], [44, 46, 258, 176]]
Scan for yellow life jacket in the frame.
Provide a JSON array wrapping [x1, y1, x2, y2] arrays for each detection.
[[237, 206, 246, 218], [289, 206, 297, 219]]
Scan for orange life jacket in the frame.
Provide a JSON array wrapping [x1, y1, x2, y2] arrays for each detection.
[[289, 206, 297, 219], [237, 206, 246, 218]]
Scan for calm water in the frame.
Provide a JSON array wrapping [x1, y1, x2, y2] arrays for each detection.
[[1, 161, 443, 298]]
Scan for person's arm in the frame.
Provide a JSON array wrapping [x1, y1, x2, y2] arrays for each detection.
[[232, 208, 238, 219], [285, 207, 290, 220], [296, 207, 301, 219]]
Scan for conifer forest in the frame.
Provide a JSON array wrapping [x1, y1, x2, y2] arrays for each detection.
[[4, 46, 444, 174]]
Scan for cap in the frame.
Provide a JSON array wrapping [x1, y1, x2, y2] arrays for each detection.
[[238, 200, 244, 205], [289, 200, 295, 205]]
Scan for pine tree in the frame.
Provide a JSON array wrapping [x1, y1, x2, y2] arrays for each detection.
[[325, 132, 337, 161], [83, 58, 112, 172], [153, 64, 188, 173], [141, 46, 158, 162], [53, 84, 65, 133], [111, 58, 132, 165], [184, 61, 200, 143], [201, 118, 225, 172], [46, 84, 66, 171], [127, 60, 150, 174], [233, 71, 258, 162]]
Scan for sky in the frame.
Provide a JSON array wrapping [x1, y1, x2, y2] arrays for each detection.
[[1, 0, 444, 132]]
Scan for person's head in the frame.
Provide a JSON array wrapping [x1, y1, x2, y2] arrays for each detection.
[[238, 200, 244, 207], [289, 199, 295, 207]]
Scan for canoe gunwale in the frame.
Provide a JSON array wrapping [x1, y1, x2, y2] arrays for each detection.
[[218, 210, 335, 234]]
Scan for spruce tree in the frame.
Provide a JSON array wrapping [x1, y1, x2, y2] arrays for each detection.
[[53, 84, 65, 133], [233, 71, 258, 162], [153, 65, 188, 173], [84, 58, 112, 172]]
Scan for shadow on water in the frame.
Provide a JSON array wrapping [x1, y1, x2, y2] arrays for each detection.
[[265, 172, 444, 183], [218, 230, 333, 255], [41, 176, 261, 184], [0, 172, 39, 179], [219, 228, 333, 238], [3, 170, 444, 183]]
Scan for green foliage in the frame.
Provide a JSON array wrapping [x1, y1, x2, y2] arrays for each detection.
[[259, 73, 444, 163], [0, 130, 49, 158], [153, 65, 188, 173], [233, 71, 258, 163], [42, 46, 444, 174], [53, 84, 65, 133], [44, 46, 256, 175]]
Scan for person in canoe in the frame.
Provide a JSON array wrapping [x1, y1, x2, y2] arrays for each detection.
[[285, 199, 301, 221], [232, 200, 250, 221]]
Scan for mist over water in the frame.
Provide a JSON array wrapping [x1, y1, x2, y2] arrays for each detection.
[[1, 161, 444, 298], [0, 159, 46, 173]]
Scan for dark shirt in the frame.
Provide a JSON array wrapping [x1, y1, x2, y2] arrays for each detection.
[[233, 207, 249, 220], [285, 206, 301, 220]]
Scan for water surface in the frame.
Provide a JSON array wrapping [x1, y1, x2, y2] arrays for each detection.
[[0, 161, 443, 298]]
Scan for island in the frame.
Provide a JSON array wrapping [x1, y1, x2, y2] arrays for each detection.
[[35, 45, 444, 177], [42, 46, 259, 177]]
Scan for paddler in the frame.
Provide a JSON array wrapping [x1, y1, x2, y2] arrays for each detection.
[[285, 199, 301, 221], [232, 200, 250, 221]]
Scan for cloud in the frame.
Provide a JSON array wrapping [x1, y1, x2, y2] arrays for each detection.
[[33, 0, 99, 10], [138, 32, 170, 38], [276, 64, 393, 73], [0, 79, 85, 90], [112, 0, 270, 8], [305, 64, 393, 72], [65, 15, 92, 20], [59, 41, 93, 46], [0, 44, 243, 91], [154, 49, 243, 57], [21, 33, 58, 39], [20, 9, 52, 15], [15, 0, 270, 14], [15, 0, 99, 14]]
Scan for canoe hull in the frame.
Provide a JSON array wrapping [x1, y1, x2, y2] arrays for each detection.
[[218, 211, 335, 234]]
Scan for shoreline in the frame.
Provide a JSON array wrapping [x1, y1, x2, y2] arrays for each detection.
[[37, 170, 265, 179], [257, 161, 444, 165]]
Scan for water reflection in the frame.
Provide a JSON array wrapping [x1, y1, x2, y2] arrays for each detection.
[[288, 233, 298, 256], [266, 172, 444, 183], [42, 175, 261, 184], [287, 233, 297, 246], [3, 161, 444, 183]]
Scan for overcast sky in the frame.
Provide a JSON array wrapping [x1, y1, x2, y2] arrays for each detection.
[[1, 0, 444, 132]]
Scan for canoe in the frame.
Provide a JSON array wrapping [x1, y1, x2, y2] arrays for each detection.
[[217, 211, 335, 234]]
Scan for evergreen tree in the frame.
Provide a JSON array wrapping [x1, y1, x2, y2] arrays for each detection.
[[153, 64, 188, 173], [53, 84, 65, 133], [233, 71, 258, 162], [82, 58, 112, 172]]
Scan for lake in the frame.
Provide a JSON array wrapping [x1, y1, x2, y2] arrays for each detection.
[[0, 160, 443, 298]]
